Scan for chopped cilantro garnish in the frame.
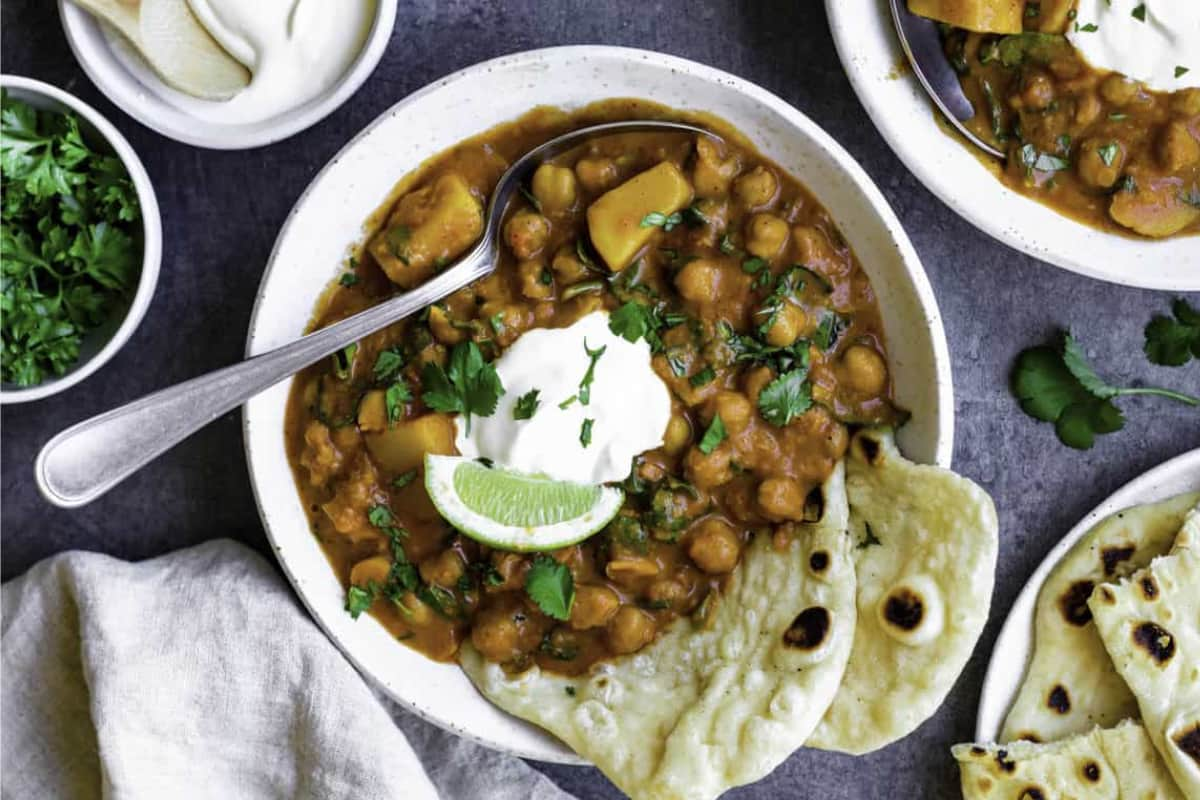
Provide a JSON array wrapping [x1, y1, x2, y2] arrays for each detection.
[[758, 368, 813, 427], [1131, 3, 1146, 21], [372, 348, 405, 382], [698, 414, 727, 454], [525, 556, 575, 620], [392, 470, 418, 489], [420, 341, 505, 433], [385, 380, 411, 423], [514, 388, 541, 419], [640, 211, 683, 232], [578, 340, 606, 405], [689, 365, 716, 387], [580, 418, 594, 448], [1097, 142, 1120, 167], [345, 585, 375, 618]]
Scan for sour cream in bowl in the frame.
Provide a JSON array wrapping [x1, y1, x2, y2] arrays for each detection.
[[58, 0, 397, 149], [1067, 0, 1200, 93]]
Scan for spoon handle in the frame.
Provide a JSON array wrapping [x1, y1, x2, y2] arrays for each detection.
[[35, 248, 494, 508]]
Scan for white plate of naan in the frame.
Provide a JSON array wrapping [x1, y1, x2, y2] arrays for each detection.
[[966, 447, 1200, 798]]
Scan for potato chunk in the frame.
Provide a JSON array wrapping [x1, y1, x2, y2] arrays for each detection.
[[368, 173, 483, 288], [1109, 179, 1200, 239], [907, 0, 1023, 33], [585, 162, 694, 272], [364, 413, 457, 473]]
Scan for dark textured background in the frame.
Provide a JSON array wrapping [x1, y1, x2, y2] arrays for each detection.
[[3, 2, 1199, 798]]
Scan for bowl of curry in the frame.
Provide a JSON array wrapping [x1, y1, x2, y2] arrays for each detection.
[[828, 0, 1200, 289], [243, 46, 952, 763]]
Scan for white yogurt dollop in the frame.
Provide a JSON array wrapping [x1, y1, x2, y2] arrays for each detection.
[[455, 311, 672, 486], [1068, 0, 1200, 93], [131, 0, 375, 124]]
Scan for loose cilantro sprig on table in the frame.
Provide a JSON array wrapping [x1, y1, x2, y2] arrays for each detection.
[[421, 340, 504, 433], [1, 91, 142, 386], [1144, 298, 1200, 367], [525, 555, 574, 620], [1012, 331, 1199, 450]]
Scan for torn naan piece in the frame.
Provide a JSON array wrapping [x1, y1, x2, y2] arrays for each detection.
[[809, 428, 999, 754], [1090, 523, 1200, 798], [953, 719, 1185, 800], [461, 467, 856, 800], [1001, 492, 1200, 744]]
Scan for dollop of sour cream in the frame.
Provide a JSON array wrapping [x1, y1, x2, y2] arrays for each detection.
[[1067, 0, 1200, 93], [131, 0, 375, 124], [455, 311, 672, 486]]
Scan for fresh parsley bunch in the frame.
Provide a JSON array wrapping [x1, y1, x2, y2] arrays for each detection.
[[1, 91, 142, 387], [1012, 331, 1199, 450]]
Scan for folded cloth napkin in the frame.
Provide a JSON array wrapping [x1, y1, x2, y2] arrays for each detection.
[[1, 539, 577, 800]]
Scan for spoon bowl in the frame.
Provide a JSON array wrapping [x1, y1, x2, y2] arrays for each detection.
[[35, 119, 717, 509]]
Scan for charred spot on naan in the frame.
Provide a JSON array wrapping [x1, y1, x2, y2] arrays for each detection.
[[1046, 685, 1070, 714], [1100, 544, 1136, 576], [1139, 575, 1159, 600], [883, 587, 924, 631], [1081, 761, 1101, 782], [783, 606, 831, 650], [808, 550, 830, 574], [1132, 621, 1175, 664], [1018, 788, 1046, 800], [802, 485, 826, 523], [1173, 722, 1200, 765], [1059, 580, 1095, 626], [854, 433, 883, 465], [995, 749, 1017, 773]]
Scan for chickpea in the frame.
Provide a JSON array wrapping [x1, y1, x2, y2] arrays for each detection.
[[1076, 139, 1126, 190], [471, 607, 528, 662], [607, 605, 656, 654], [505, 210, 551, 260], [569, 584, 620, 630], [397, 591, 434, 627], [733, 166, 778, 208], [646, 578, 688, 609], [675, 258, 721, 304], [841, 344, 889, 396], [758, 477, 807, 521], [1159, 121, 1200, 172], [428, 305, 466, 345], [575, 157, 619, 194], [518, 259, 554, 300], [1019, 71, 1055, 111], [663, 414, 692, 455], [419, 549, 465, 588], [742, 365, 775, 407], [745, 213, 789, 260], [692, 136, 740, 198], [709, 391, 753, 435], [551, 245, 592, 283], [489, 552, 526, 592], [792, 225, 836, 267], [684, 443, 733, 490], [687, 518, 741, 574], [764, 302, 807, 348], [349, 555, 391, 588], [1099, 74, 1141, 106], [1074, 92, 1102, 127], [1170, 88, 1200, 116], [531, 163, 578, 213]]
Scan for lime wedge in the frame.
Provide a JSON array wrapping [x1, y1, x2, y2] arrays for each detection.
[[424, 455, 624, 551]]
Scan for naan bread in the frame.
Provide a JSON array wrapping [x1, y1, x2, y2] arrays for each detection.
[[953, 720, 1184, 800], [1090, 523, 1200, 798], [1001, 492, 1200, 744], [809, 428, 999, 754], [460, 467, 856, 800]]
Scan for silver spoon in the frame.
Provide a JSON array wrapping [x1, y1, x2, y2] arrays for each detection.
[[36, 119, 717, 508], [889, 0, 1006, 159]]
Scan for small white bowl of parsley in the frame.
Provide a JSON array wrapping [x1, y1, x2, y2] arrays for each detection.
[[1, 75, 161, 403]]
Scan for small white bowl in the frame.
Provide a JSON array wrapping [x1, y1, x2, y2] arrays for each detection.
[[242, 46, 954, 763], [57, 0, 397, 150], [0, 75, 161, 405], [826, 0, 1200, 290]]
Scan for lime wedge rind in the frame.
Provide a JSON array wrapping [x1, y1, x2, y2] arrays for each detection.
[[424, 455, 624, 552]]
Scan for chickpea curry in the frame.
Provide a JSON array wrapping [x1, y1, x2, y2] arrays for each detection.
[[285, 99, 904, 676], [912, 0, 1200, 238]]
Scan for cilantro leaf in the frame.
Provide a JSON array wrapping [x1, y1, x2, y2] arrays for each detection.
[[1144, 298, 1200, 366], [513, 389, 541, 420], [1012, 330, 1198, 450], [578, 340, 606, 405], [698, 414, 727, 454], [580, 418, 594, 448], [345, 585, 375, 619], [525, 556, 575, 620], [372, 347, 405, 382], [420, 341, 505, 432], [608, 301, 657, 346], [758, 369, 813, 426]]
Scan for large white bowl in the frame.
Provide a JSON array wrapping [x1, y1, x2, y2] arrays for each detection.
[[242, 45, 954, 762], [57, 0, 397, 150], [0, 75, 161, 404], [826, 0, 1200, 290]]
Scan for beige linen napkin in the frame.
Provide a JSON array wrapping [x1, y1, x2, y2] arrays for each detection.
[[1, 539, 575, 800]]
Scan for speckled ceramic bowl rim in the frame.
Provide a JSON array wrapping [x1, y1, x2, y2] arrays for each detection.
[[826, 0, 1200, 290], [242, 45, 954, 763], [56, 0, 397, 150], [0, 75, 161, 404], [976, 446, 1200, 741]]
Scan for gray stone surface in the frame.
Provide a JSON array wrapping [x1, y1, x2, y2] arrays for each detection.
[[2, 1, 1198, 798]]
